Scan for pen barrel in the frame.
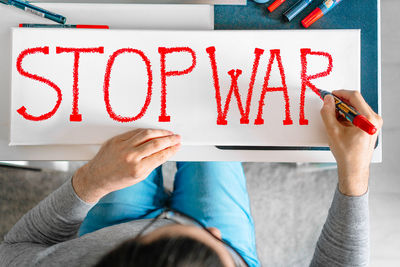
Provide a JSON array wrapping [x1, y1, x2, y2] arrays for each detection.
[[319, 0, 342, 14], [20, 24, 74, 28], [11, 0, 66, 24], [333, 96, 359, 122], [283, 0, 312, 22], [43, 12, 66, 24]]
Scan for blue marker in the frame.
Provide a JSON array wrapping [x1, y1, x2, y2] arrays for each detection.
[[283, 0, 312, 22], [302, 0, 343, 28], [0, 0, 66, 24]]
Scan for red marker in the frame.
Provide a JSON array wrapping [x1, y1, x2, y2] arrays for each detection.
[[267, 0, 286, 12], [302, 0, 343, 28], [19, 24, 109, 29], [319, 89, 377, 135]]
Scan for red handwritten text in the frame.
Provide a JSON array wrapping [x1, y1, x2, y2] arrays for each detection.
[[299, 48, 333, 125], [255, 49, 293, 125], [56, 47, 104, 121], [158, 47, 197, 122], [103, 48, 153, 123], [206, 46, 264, 125], [16, 46, 62, 121]]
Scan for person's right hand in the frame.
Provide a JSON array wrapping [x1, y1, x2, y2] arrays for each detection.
[[72, 128, 181, 203], [320, 90, 383, 196]]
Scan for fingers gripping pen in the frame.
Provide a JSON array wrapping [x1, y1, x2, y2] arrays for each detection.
[[319, 90, 377, 135]]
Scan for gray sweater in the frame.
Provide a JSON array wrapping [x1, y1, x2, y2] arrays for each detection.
[[0, 178, 369, 267]]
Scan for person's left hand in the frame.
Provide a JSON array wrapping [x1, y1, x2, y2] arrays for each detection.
[[72, 128, 181, 203]]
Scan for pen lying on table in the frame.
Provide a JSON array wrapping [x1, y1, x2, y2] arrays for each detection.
[[19, 23, 109, 29], [0, 0, 66, 24]]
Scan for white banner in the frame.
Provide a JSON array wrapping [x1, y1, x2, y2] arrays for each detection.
[[10, 29, 360, 146]]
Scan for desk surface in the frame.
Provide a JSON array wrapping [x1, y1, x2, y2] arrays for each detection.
[[0, 1, 381, 162]]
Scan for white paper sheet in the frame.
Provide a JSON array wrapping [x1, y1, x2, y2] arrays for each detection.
[[10, 29, 360, 146]]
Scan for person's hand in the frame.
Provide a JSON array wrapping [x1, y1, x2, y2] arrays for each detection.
[[72, 129, 181, 203], [320, 90, 383, 196]]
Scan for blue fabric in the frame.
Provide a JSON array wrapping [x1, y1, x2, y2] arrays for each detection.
[[79, 162, 260, 267]]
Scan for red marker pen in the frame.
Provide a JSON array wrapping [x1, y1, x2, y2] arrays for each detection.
[[19, 24, 109, 29], [302, 0, 343, 28], [319, 89, 377, 135]]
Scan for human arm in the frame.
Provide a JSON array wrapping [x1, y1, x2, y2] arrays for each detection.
[[0, 128, 180, 266], [0, 178, 94, 267], [319, 90, 382, 197], [310, 90, 383, 267]]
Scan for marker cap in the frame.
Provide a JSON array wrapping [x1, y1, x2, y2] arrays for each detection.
[[353, 115, 377, 135], [301, 8, 323, 28], [268, 0, 286, 12]]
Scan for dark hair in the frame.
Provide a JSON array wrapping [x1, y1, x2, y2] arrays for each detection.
[[94, 235, 225, 267]]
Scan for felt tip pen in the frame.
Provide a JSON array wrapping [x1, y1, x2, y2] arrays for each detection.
[[302, 0, 343, 28], [319, 89, 377, 135], [19, 24, 109, 29], [283, 0, 312, 22], [268, 0, 286, 12], [0, 0, 66, 24]]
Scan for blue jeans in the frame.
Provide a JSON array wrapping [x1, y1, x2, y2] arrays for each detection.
[[78, 162, 259, 267]]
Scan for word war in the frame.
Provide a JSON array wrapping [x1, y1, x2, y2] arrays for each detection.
[[16, 45, 332, 126]]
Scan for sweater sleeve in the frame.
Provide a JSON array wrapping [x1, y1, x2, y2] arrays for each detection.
[[310, 186, 369, 267], [0, 178, 95, 266]]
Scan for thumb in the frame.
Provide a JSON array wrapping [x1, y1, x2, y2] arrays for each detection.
[[320, 94, 339, 131]]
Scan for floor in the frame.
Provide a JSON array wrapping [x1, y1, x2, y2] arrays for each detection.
[[367, 0, 400, 266], [1, 0, 399, 266]]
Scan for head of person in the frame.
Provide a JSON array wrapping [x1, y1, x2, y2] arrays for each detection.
[[94, 224, 244, 267]]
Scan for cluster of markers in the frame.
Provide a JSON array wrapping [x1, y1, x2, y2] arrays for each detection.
[[3, 0, 342, 29], [262, 0, 343, 28]]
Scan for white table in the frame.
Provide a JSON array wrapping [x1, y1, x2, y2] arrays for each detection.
[[0, 2, 380, 162]]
